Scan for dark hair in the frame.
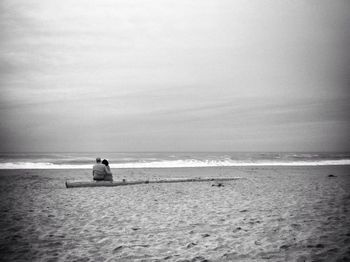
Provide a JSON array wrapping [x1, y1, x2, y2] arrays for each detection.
[[102, 159, 109, 166]]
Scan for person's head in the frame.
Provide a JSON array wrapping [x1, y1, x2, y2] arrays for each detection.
[[102, 159, 109, 166], [96, 157, 101, 163]]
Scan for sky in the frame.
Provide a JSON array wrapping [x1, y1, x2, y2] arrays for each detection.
[[0, 0, 349, 152]]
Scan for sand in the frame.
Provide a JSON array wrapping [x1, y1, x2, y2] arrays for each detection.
[[0, 166, 349, 261]]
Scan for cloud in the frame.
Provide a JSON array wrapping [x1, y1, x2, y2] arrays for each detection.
[[0, 0, 349, 152]]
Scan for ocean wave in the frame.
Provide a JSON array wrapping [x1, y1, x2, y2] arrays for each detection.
[[0, 162, 93, 169], [0, 159, 350, 169]]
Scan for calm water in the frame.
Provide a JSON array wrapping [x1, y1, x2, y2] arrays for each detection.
[[0, 152, 349, 169]]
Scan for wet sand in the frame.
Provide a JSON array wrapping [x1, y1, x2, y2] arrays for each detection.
[[0, 166, 349, 261]]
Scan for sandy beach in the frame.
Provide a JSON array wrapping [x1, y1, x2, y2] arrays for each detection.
[[0, 166, 349, 261]]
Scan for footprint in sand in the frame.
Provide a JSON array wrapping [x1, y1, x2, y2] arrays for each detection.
[[306, 243, 325, 249], [190, 255, 209, 262], [232, 227, 242, 233], [296, 255, 307, 262], [280, 244, 291, 250], [291, 223, 301, 230], [186, 242, 197, 248]]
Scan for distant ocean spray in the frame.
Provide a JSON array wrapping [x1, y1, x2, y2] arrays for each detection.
[[0, 152, 349, 169]]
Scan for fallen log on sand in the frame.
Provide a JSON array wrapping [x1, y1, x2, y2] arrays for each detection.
[[65, 177, 241, 188]]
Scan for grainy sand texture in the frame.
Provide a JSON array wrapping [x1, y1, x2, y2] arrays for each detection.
[[0, 166, 349, 261]]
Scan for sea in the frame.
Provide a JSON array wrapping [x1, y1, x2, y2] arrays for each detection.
[[0, 152, 349, 169]]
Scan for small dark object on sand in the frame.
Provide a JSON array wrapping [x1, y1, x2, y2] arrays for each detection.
[[328, 174, 336, 178], [212, 183, 224, 187], [113, 246, 123, 253]]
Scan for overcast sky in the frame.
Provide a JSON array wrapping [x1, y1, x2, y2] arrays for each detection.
[[1, 0, 349, 152]]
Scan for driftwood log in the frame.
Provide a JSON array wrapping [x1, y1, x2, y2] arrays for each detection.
[[65, 177, 241, 188]]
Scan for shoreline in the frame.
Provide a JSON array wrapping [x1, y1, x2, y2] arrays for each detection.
[[1, 161, 350, 170]]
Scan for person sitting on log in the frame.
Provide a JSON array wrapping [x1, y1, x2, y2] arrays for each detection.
[[102, 159, 113, 181], [92, 157, 111, 181]]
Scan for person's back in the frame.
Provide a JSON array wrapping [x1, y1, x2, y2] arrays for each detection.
[[92, 158, 107, 181], [102, 159, 113, 181]]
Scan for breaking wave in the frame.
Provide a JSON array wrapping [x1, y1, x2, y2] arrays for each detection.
[[1, 159, 350, 169]]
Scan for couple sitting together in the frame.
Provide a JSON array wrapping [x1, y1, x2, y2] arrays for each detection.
[[92, 157, 113, 181]]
